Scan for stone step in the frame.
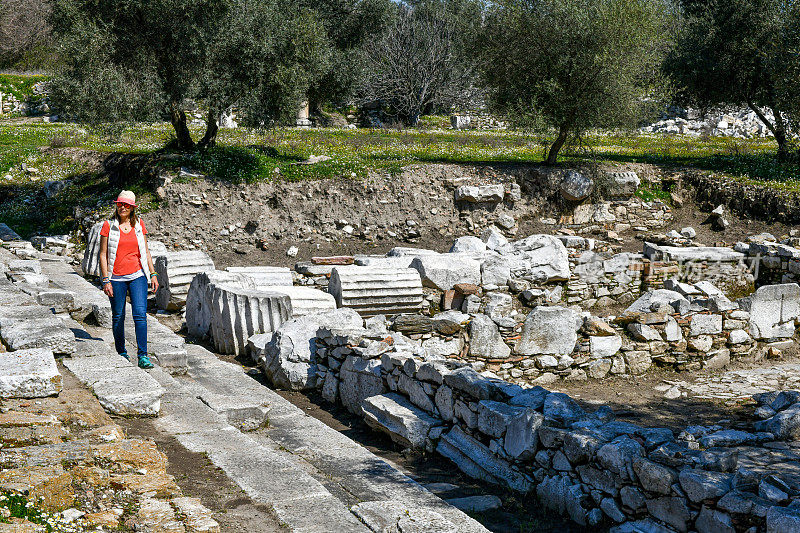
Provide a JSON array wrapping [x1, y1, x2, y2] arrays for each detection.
[[0, 347, 61, 398], [40, 259, 112, 327], [328, 266, 424, 317], [148, 369, 370, 533], [0, 304, 76, 354], [180, 345, 488, 533], [62, 352, 163, 416], [74, 303, 487, 532], [124, 313, 188, 374]]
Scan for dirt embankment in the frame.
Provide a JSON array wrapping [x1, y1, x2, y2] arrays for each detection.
[[144, 163, 542, 268], [139, 161, 794, 269]]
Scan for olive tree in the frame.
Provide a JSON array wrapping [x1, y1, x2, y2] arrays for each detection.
[[49, 0, 329, 150], [481, 0, 666, 164], [665, 0, 800, 159], [0, 0, 54, 69]]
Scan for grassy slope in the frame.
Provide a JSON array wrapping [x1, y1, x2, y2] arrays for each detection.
[[0, 74, 49, 102], [0, 119, 794, 236]]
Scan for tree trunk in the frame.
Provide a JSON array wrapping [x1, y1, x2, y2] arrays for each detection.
[[198, 108, 219, 150], [770, 105, 788, 162], [546, 125, 569, 165], [169, 103, 194, 151], [746, 100, 787, 160]]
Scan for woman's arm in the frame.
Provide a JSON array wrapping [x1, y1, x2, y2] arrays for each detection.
[[99, 235, 113, 297], [143, 234, 159, 292]]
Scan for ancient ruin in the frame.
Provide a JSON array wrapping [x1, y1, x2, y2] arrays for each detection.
[[3, 164, 800, 532]]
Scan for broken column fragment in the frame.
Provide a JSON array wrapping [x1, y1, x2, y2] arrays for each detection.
[[329, 266, 423, 317]]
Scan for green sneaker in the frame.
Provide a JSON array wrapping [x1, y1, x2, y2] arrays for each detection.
[[138, 356, 154, 369], [120, 353, 130, 361]]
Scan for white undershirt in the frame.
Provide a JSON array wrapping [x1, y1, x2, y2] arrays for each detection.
[[110, 269, 145, 282]]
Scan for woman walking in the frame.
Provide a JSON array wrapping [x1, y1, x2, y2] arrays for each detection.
[[98, 190, 159, 369]]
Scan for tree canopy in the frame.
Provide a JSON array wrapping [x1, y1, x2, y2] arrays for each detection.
[[665, 0, 800, 159], [49, 0, 329, 149], [480, 0, 667, 164]]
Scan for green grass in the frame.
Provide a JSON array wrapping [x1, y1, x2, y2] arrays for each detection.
[[0, 491, 69, 531], [0, 74, 49, 102], [0, 120, 791, 187]]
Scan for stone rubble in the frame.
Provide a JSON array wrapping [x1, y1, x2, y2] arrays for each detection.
[[10, 208, 800, 532], [0, 233, 487, 533]]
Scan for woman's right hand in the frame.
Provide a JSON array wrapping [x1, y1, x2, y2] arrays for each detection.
[[103, 282, 114, 297]]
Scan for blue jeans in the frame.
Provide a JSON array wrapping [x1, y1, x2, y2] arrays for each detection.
[[109, 275, 148, 359]]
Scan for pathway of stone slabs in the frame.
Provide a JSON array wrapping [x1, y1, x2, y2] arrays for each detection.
[[2, 252, 487, 532], [85, 323, 487, 533]]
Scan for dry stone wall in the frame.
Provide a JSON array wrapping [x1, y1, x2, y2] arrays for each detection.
[[254, 311, 800, 532]]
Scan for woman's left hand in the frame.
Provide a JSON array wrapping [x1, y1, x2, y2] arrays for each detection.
[[150, 276, 159, 293]]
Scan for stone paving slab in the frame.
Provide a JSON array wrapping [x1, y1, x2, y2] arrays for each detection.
[[0, 282, 35, 306], [0, 348, 61, 398], [40, 260, 112, 327], [0, 305, 76, 354], [82, 308, 486, 532], [182, 345, 489, 532], [62, 353, 163, 416], [676, 364, 800, 400], [151, 381, 369, 533], [124, 313, 188, 374]]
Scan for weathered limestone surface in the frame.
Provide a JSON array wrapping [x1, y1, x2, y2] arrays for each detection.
[[258, 285, 336, 317], [155, 250, 215, 310], [455, 184, 505, 203], [124, 313, 188, 374], [351, 501, 479, 533], [561, 170, 593, 202], [329, 266, 424, 316], [0, 348, 61, 398], [8, 259, 42, 274], [744, 283, 800, 340], [185, 270, 255, 339], [504, 234, 571, 283], [208, 285, 291, 356], [198, 392, 270, 431], [354, 255, 417, 269], [0, 279, 35, 306], [362, 393, 443, 449], [644, 243, 745, 263], [516, 306, 580, 356], [0, 305, 75, 354], [80, 221, 104, 277], [339, 355, 386, 414], [252, 308, 363, 390], [62, 354, 163, 416], [40, 259, 112, 327], [437, 426, 532, 492], [603, 171, 640, 198], [410, 255, 481, 291], [225, 266, 293, 287]]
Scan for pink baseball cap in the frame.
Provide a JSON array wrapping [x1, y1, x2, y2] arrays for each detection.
[[114, 190, 137, 207]]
